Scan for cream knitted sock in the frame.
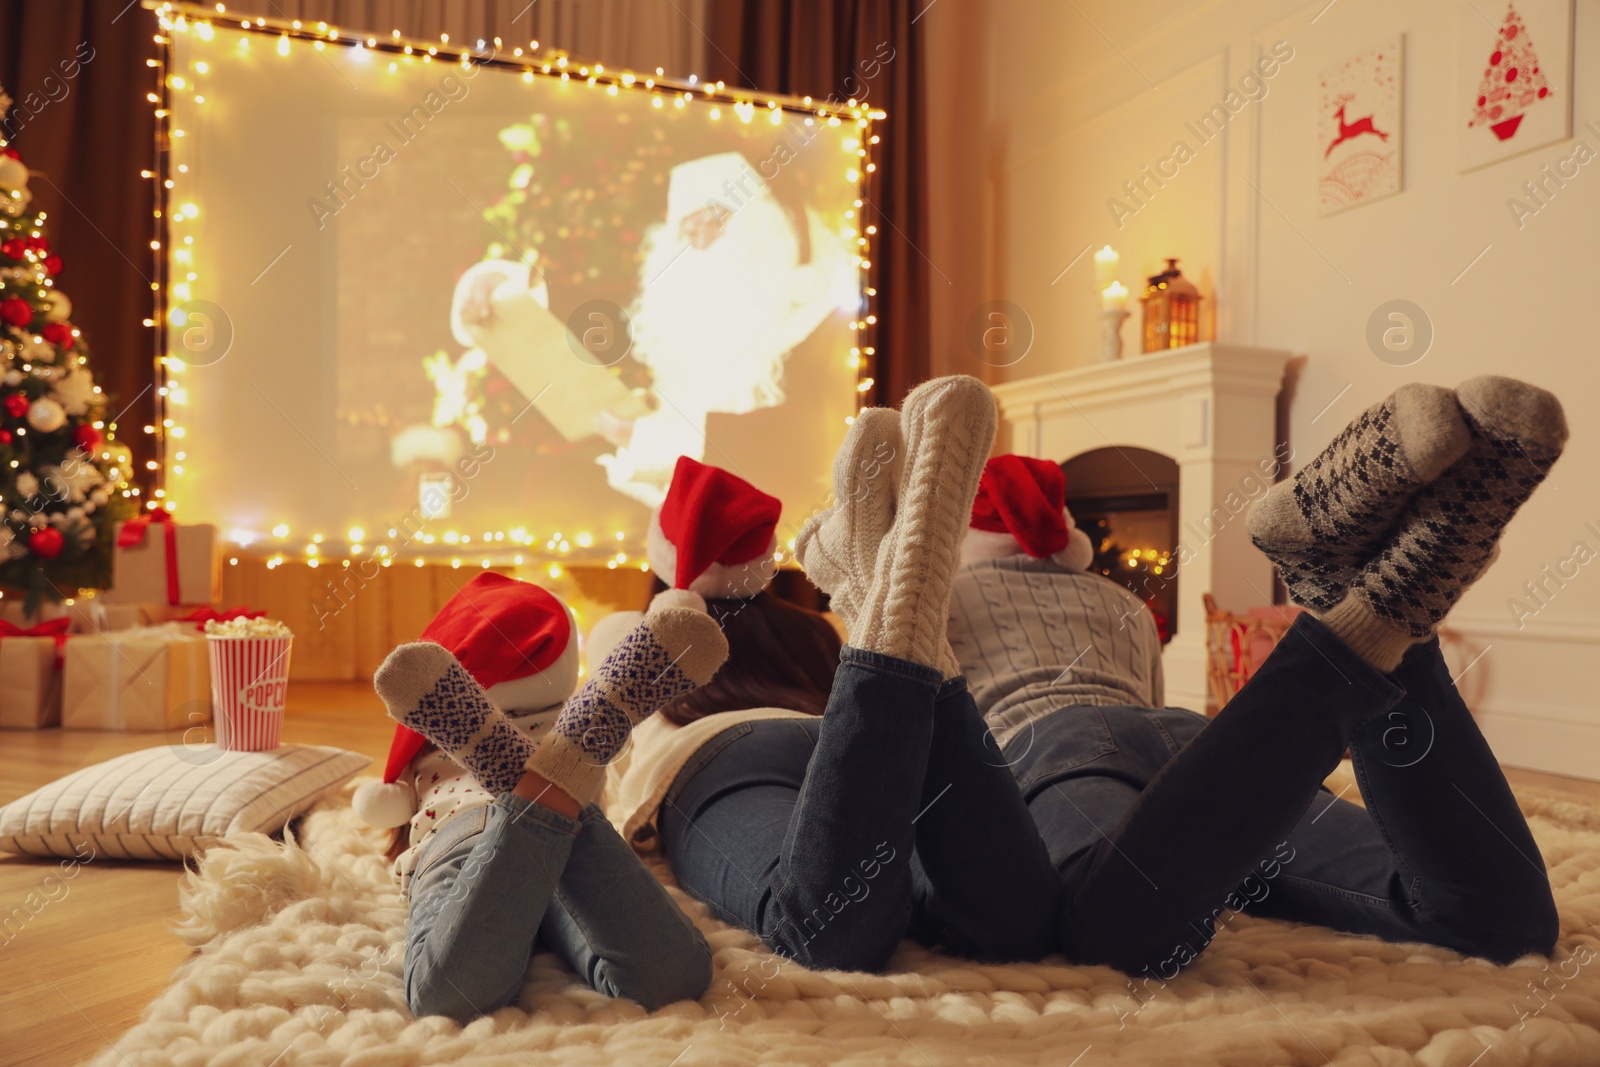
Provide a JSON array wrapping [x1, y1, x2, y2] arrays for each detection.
[[373, 642, 532, 797], [527, 606, 729, 804], [850, 375, 996, 673], [794, 407, 903, 633], [1248, 383, 1470, 610], [1317, 376, 1567, 672]]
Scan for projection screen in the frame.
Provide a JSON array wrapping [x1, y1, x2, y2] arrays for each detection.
[[156, 13, 871, 564]]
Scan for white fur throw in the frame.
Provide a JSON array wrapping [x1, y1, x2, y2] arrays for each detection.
[[91, 766, 1600, 1066]]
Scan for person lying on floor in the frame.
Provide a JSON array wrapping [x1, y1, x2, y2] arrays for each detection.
[[600, 381, 1065, 973], [355, 574, 728, 1021], [943, 377, 1564, 979]]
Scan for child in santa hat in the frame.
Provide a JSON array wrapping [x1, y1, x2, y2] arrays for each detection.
[[602, 378, 1064, 973], [946, 376, 1564, 977], [363, 571, 726, 1020]]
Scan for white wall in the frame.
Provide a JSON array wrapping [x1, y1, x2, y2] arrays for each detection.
[[926, 0, 1600, 777]]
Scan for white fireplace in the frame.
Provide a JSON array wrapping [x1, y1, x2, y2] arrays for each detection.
[[989, 342, 1294, 713]]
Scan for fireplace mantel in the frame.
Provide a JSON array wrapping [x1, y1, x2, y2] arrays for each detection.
[[990, 342, 1294, 713]]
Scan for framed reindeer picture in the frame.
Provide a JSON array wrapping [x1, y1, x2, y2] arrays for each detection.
[[1317, 35, 1404, 217]]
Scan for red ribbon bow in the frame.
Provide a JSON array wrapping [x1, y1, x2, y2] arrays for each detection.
[[177, 606, 266, 632], [0, 617, 71, 669], [117, 510, 181, 605]]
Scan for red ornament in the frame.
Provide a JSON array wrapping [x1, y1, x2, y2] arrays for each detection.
[[25, 237, 47, 254], [0, 429, 12, 445], [28, 527, 64, 560], [0, 148, 18, 160], [0, 239, 25, 260], [43, 255, 62, 276], [3, 393, 28, 419], [73, 424, 102, 452], [0, 297, 31, 328], [41, 322, 73, 350]]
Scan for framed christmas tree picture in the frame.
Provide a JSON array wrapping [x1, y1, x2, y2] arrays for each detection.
[[1457, 0, 1573, 172]]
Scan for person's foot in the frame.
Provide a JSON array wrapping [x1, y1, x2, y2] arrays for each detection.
[[526, 606, 729, 803], [374, 642, 533, 797], [794, 407, 903, 633], [1249, 384, 1470, 610], [851, 376, 996, 674], [1318, 376, 1567, 671]]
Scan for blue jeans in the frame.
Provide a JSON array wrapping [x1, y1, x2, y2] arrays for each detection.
[[658, 646, 1063, 972], [405, 794, 712, 1021], [1011, 614, 1559, 976]]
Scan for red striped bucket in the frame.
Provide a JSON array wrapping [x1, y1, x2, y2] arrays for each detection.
[[207, 635, 294, 751]]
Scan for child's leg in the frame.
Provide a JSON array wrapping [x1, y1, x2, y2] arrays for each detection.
[[403, 795, 580, 1021], [378, 611, 727, 1016], [539, 807, 712, 1010]]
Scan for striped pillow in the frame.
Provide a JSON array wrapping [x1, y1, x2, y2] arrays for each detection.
[[0, 744, 370, 860]]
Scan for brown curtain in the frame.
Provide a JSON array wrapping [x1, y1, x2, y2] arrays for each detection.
[[702, 0, 930, 406], [0, 1, 159, 476]]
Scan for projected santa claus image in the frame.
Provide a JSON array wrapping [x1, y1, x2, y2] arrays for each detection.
[[394, 111, 858, 519]]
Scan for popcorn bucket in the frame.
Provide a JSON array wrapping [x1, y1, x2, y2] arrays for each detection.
[[207, 634, 293, 751]]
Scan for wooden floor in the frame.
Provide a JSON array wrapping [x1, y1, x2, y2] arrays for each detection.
[[3, 684, 1599, 1067]]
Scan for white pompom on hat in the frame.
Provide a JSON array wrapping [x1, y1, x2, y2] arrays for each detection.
[[646, 455, 782, 602], [353, 573, 579, 828], [960, 454, 1095, 572]]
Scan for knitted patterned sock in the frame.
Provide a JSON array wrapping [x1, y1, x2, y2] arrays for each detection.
[[851, 375, 996, 673], [1248, 384, 1470, 609], [527, 606, 728, 804], [794, 407, 903, 633], [1318, 376, 1567, 671], [373, 642, 532, 797]]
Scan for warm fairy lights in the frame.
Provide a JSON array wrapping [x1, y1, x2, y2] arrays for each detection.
[[142, 0, 884, 570]]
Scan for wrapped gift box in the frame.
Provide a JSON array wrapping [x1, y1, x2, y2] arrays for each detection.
[[1, 600, 150, 633], [111, 514, 220, 607], [0, 625, 68, 730], [62, 626, 211, 732]]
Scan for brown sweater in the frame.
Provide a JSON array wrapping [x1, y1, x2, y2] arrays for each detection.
[[948, 556, 1165, 747]]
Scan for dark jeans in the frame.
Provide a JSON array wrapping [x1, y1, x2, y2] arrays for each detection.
[[658, 646, 1063, 972], [1011, 613, 1559, 977]]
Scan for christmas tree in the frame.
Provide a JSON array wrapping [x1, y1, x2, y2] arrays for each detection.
[[1469, 2, 1552, 142], [0, 87, 137, 614]]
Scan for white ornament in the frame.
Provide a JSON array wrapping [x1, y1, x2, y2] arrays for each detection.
[[0, 156, 27, 192], [3, 370, 20, 386], [27, 396, 65, 432], [89, 489, 107, 506], [14, 471, 37, 498], [41, 290, 70, 323], [53, 369, 94, 415]]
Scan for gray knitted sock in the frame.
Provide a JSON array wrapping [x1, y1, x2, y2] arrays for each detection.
[[794, 407, 903, 633], [1248, 384, 1470, 610], [851, 375, 996, 673], [1318, 376, 1567, 671], [374, 642, 532, 797], [527, 606, 728, 804]]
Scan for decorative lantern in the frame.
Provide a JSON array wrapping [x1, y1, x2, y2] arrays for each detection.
[[1140, 258, 1202, 353]]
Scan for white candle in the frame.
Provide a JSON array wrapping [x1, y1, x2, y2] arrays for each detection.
[[1094, 245, 1120, 288], [1101, 280, 1128, 312]]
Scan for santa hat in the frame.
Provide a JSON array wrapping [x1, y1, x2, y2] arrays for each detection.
[[353, 573, 580, 828], [646, 456, 781, 605], [961, 454, 1095, 572]]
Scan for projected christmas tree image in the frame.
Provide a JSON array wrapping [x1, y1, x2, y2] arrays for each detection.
[[0, 88, 137, 612], [1469, 2, 1552, 142]]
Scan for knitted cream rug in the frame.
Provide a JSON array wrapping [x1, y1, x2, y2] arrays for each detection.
[[91, 767, 1600, 1067]]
